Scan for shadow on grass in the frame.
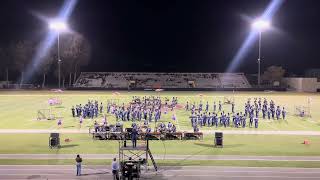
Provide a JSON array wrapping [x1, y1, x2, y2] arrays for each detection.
[[283, 120, 289, 124], [194, 142, 244, 148], [165, 146, 212, 164], [223, 144, 245, 148], [54, 106, 65, 109], [63, 126, 75, 128], [60, 144, 79, 148], [194, 143, 214, 148]]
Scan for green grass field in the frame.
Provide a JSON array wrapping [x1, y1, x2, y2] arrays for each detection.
[[0, 90, 320, 167], [4, 159, 320, 168], [0, 90, 319, 131], [3, 159, 320, 168], [0, 134, 319, 156]]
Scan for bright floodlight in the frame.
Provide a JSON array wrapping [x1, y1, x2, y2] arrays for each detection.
[[251, 19, 271, 31], [49, 21, 68, 32]]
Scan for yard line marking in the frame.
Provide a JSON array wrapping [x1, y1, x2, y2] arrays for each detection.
[[263, 120, 280, 130]]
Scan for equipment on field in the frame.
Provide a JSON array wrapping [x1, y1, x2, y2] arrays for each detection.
[[125, 128, 133, 140], [37, 109, 55, 120], [121, 160, 141, 179], [49, 133, 60, 148], [294, 106, 311, 117], [48, 97, 62, 106], [214, 132, 223, 147], [303, 139, 310, 145], [294, 97, 312, 117], [223, 96, 235, 104]]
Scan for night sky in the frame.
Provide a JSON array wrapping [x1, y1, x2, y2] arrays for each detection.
[[0, 0, 319, 74]]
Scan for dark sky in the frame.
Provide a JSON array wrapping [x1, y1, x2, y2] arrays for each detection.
[[0, 0, 320, 74]]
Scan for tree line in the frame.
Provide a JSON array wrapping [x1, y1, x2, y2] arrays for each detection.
[[0, 33, 90, 88]]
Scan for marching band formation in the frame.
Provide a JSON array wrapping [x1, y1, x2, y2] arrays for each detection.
[[67, 96, 287, 133]]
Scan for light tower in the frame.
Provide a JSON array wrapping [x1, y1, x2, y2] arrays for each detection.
[[49, 20, 68, 88], [251, 19, 271, 86]]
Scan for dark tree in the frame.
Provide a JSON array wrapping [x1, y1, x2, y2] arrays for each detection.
[[36, 49, 55, 88], [7, 41, 35, 86], [53, 33, 91, 87]]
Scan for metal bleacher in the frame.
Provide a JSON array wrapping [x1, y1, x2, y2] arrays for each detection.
[[74, 72, 251, 89]]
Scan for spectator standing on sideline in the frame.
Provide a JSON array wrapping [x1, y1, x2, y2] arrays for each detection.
[[112, 158, 120, 180], [75, 154, 82, 176]]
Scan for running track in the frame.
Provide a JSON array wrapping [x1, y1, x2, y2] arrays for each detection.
[[0, 165, 319, 180], [1, 154, 320, 161]]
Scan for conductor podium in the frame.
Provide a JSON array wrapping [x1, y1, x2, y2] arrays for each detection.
[[214, 132, 223, 147], [49, 133, 60, 148], [119, 137, 158, 179]]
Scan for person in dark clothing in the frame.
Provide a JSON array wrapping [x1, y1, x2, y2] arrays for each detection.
[[131, 127, 138, 148], [71, 106, 75, 117], [94, 121, 99, 133], [75, 154, 82, 176]]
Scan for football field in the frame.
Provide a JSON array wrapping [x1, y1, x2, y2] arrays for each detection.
[[0, 90, 319, 131], [0, 90, 320, 167]]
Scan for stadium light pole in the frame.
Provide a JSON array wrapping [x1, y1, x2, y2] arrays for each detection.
[[251, 19, 270, 86], [49, 20, 68, 88]]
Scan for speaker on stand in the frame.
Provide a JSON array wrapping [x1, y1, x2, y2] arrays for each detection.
[[49, 133, 60, 148], [214, 132, 223, 148]]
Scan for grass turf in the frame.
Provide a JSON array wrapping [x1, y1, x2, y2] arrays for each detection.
[[1, 159, 320, 168], [1, 90, 320, 167], [0, 133, 319, 156], [0, 90, 319, 131]]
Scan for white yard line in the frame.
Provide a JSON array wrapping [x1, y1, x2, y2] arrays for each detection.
[[1, 154, 320, 161]]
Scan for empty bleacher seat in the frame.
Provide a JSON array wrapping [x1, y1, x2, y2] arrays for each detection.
[[74, 72, 251, 89]]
